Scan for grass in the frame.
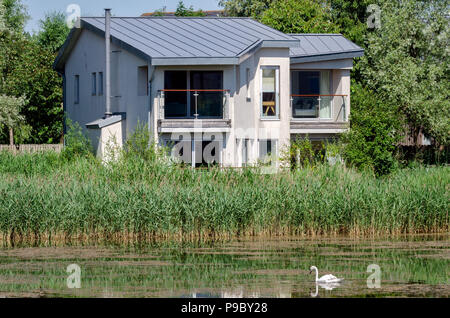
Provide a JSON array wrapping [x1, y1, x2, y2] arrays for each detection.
[[0, 148, 448, 244]]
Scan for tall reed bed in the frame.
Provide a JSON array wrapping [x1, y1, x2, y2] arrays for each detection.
[[0, 150, 448, 244]]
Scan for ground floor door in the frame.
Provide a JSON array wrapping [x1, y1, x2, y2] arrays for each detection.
[[161, 133, 224, 167]]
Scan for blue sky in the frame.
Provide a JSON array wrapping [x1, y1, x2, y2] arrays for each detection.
[[23, 0, 220, 33]]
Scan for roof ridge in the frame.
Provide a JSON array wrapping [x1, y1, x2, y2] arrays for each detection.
[[82, 16, 255, 19], [289, 33, 343, 36]]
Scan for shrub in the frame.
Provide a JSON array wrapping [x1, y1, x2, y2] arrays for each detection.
[[61, 119, 93, 161], [123, 121, 168, 163], [281, 136, 326, 170], [342, 82, 402, 177]]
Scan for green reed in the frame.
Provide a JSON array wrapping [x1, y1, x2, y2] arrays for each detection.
[[0, 150, 448, 243]]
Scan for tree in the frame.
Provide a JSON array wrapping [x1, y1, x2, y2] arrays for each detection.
[[152, 6, 167, 16], [341, 82, 401, 176], [1, 0, 28, 32], [218, 0, 273, 18], [260, 0, 340, 34], [359, 0, 450, 148], [328, 0, 377, 47], [35, 11, 70, 53], [0, 94, 26, 145], [0, 2, 6, 31], [3, 38, 64, 144], [174, 1, 206, 17], [0, 3, 65, 144]]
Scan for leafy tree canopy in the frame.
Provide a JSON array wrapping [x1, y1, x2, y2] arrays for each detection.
[[260, 0, 340, 34], [35, 11, 70, 53], [0, 94, 25, 128], [218, 0, 273, 18], [153, 1, 206, 16], [1, 0, 28, 32], [328, 0, 377, 46], [342, 82, 402, 176], [359, 0, 450, 146], [0, 2, 66, 144], [174, 1, 206, 16]]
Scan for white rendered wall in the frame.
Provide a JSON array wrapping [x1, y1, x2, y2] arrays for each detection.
[[65, 29, 151, 140]]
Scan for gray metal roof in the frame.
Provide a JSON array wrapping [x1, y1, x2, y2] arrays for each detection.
[[289, 34, 364, 63], [55, 17, 300, 69]]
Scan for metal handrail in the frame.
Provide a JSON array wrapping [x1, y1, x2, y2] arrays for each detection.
[[158, 89, 230, 120], [158, 89, 230, 92], [290, 94, 348, 121]]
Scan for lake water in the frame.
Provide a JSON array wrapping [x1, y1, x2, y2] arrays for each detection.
[[0, 235, 448, 298]]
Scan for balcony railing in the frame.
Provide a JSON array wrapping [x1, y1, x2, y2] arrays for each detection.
[[158, 89, 230, 120], [291, 94, 348, 121]]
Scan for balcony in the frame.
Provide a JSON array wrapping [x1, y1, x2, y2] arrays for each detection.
[[157, 89, 231, 132], [290, 94, 349, 133]]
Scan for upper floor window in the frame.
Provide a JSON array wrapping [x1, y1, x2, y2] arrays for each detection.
[[261, 66, 279, 118], [291, 70, 331, 119], [138, 66, 148, 96], [246, 68, 251, 102], [164, 70, 224, 119], [91, 73, 97, 96], [74, 75, 80, 104], [98, 72, 104, 96]]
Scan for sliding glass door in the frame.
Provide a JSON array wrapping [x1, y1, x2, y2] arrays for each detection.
[[190, 71, 223, 118], [164, 71, 188, 118], [164, 71, 223, 119], [291, 70, 332, 119]]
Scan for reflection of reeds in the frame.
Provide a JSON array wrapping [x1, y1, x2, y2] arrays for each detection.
[[0, 238, 448, 297], [0, 151, 448, 245]]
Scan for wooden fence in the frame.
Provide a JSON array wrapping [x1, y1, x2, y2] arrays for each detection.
[[0, 144, 63, 154]]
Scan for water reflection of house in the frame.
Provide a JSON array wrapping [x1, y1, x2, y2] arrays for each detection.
[[54, 10, 363, 166]]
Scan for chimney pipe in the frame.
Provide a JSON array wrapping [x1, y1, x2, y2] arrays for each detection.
[[104, 8, 112, 118]]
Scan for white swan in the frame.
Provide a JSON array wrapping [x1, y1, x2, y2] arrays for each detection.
[[309, 266, 343, 283]]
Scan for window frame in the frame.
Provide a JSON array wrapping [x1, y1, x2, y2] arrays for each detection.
[[138, 66, 149, 96], [91, 72, 97, 96], [290, 69, 333, 120], [260, 66, 280, 119], [258, 139, 277, 160], [163, 70, 224, 119], [246, 68, 251, 102], [98, 72, 104, 96], [74, 75, 80, 104]]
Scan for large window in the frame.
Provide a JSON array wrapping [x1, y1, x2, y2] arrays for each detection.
[[164, 71, 223, 119], [291, 70, 331, 119], [261, 66, 279, 118]]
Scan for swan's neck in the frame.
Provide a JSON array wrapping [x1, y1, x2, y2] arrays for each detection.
[[311, 283, 318, 297], [313, 267, 319, 282]]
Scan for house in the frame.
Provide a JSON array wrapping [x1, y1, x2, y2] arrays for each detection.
[[53, 11, 363, 167]]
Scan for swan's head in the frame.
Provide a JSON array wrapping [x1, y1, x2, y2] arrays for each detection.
[[309, 266, 317, 274]]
